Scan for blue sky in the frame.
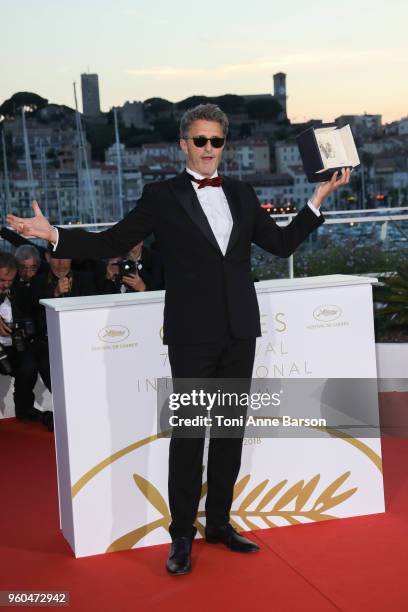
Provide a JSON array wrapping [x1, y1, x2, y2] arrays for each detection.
[[2, 0, 407, 122]]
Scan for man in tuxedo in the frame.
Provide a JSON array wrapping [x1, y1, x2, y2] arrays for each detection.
[[7, 104, 350, 575]]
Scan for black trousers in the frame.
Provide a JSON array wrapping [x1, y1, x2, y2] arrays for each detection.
[[31, 339, 52, 392], [1, 343, 51, 418], [167, 334, 256, 539]]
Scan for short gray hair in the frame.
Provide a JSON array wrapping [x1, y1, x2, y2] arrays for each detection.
[[15, 244, 41, 264], [179, 104, 229, 139]]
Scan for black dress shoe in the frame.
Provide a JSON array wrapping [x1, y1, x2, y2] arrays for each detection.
[[41, 411, 54, 432], [205, 524, 260, 552], [166, 537, 192, 575], [16, 408, 41, 422]]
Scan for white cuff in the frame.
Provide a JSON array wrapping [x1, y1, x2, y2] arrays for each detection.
[[51, 227, 59, 251], [307, 200, 321, 217]]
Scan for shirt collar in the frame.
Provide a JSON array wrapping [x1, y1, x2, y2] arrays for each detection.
[[186, 167, 219, 181]]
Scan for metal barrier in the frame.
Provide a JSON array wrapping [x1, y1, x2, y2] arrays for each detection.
[[3, 206, 408, 279]]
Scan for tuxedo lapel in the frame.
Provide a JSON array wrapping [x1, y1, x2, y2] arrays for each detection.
[[222, 177, 242, 253], [170, 172, 223, 254]]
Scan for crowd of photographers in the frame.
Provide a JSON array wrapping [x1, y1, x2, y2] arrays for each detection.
[[0, 228, 164, 432]]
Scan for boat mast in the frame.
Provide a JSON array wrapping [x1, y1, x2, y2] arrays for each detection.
[[39, 140, 49, 218], [113, 107, 124, 220], [21, 107, 35, 201], [1, 128, 11, 218]]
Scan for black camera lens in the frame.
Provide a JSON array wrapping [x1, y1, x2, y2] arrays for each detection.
[[23, 319, 36, 338], [119, 259, 137, 279]]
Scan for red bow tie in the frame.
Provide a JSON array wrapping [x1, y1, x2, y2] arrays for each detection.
[[188, 174, 223, 189]]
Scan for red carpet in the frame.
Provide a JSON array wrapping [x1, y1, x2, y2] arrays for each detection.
[[1, 414, 407, 612]]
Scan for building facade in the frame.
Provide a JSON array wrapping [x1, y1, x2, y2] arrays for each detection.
[[81, 73, 101, 116]]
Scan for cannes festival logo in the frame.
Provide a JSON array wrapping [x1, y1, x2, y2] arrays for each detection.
[[313, 304, 342, 323], [98, 325, 130, 343], [71, 430, 383, 555]]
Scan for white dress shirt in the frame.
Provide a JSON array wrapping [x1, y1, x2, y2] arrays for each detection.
[[0, 295, 13, 346], [186, 167, 233, 255], [185, 167, 320, 254]]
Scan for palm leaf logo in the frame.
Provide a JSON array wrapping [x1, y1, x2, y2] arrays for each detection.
[[107, 471, 357, 552]]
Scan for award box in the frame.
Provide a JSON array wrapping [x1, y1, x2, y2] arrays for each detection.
[[296, 123, 360, 183]]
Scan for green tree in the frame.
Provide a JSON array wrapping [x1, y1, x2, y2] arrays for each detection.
[[373, 264, 408, 341], [176, 95, 210, 110], [0, 92, 48, 118], [151, 117, 179, 141], [125, 130, 162, 148], [246, 98, 283, 121], [213, 94, 245, 114], [84, 123, 115, 161], [144, 98, 173, 115], [238, 123, 252, 139]]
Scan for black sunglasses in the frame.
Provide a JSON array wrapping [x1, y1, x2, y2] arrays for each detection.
[[187, 136, 225, 148]]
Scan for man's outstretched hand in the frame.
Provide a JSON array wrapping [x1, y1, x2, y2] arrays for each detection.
[[6, 201, 57, 243], [310, 167, 352, 209]]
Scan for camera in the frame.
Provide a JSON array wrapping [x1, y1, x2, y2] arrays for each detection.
[[118, 259, 138, 281], [10, 319, 36, 353]]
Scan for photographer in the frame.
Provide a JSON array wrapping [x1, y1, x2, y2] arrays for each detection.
[[30, 247, 97, 431], [1, 226, 49, 273], [98, 241, 164, 295], [32, 247, 96, 305], [15, 245, 43, 286], [0, 251, 42, 422]]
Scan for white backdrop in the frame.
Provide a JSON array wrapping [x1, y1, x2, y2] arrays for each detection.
[[42, 275, 384, 558]]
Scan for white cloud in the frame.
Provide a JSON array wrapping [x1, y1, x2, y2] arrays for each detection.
[[126, 49, 389, 80], [126, 66, 206, 77]]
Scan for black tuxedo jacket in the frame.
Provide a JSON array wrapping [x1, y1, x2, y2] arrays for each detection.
[[9, 278, 34, 321], [54, 171, 324, 344]]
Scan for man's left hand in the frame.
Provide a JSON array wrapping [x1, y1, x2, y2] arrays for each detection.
[[122, 273, 146, 292], [310, 167, 352, 209]]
